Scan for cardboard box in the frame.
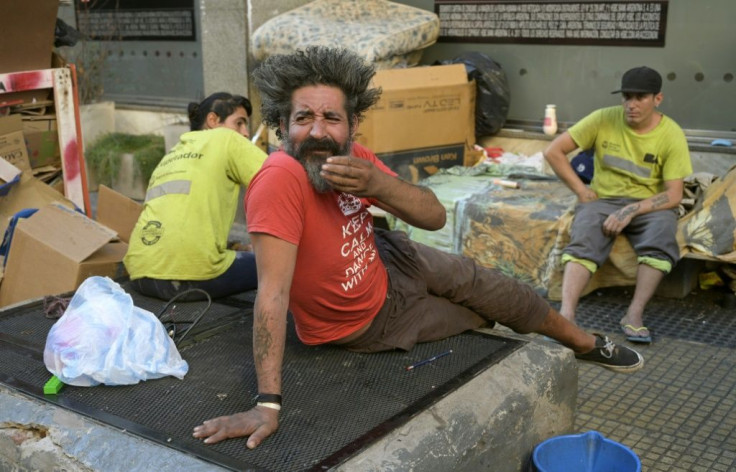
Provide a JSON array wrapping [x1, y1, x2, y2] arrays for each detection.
[[359, 64, 476, 182], [96, 184, 143, 244], [23, 115, 60, 169], [267, 64, 478, 183], [0, 155, 21, 186], [0, 203, 128, 308], [0, 115, 32, 173], [0, 173, 74, 237], [0, 0, 58, 106]]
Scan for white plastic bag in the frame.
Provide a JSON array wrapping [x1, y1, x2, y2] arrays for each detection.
[[44, 276, 189, 386]]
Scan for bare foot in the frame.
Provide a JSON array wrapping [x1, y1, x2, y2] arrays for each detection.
[[620, 316, 651, 341]]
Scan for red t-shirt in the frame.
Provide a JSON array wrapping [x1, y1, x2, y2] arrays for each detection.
[[245, 143, 396, 345]]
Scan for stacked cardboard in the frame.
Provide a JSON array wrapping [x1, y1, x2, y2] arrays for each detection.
[[1, 0, 64, 184], [0, 0, 59, 106], [23, 113, 61, 170], [356, 63, 478, 182], [0, 116, 33, 175], [0, 107, 63, 184], [0, 182, 142, 308], [0, 2, 139, 308]]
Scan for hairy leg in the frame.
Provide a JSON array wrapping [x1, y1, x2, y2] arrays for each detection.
[[559, 261, 593, 324], [621, 263, 665, 334], [536, 307, 596, 353]]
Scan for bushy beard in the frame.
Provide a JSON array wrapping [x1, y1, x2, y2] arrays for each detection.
[[285, 135, 352, 193]]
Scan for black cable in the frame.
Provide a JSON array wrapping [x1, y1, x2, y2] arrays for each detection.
[[156, 289, 212, 346]]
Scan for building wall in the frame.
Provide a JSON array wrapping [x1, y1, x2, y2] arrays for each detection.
[[398, 0, 736, 132], [61, 0, 735, 133]]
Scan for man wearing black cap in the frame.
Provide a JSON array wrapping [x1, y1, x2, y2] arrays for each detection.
[[543, 66, 692, 344]]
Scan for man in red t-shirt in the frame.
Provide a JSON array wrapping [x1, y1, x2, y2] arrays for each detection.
[[193, 46, 645, 449]]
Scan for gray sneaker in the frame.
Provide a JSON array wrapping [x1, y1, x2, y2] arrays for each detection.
[[575, 334, 644, 373]]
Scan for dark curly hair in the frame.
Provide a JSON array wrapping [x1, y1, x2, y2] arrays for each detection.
[[187, 92, 253, 131], [252, 46, 382, 140]]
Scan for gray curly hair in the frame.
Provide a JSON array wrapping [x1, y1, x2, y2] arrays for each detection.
[[252, 46, 382, 140]]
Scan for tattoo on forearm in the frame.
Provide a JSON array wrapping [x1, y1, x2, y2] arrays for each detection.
[[254, 323, 273, 364], [651, 194, 669, 209], [615, 204, 639, 221]]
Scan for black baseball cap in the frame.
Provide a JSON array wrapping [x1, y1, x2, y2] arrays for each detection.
[[611, 66, 662, 94]]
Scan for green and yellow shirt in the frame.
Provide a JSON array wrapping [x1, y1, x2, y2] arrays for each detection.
[[569, 106, 692, 199], [124, 127, 266, 280]]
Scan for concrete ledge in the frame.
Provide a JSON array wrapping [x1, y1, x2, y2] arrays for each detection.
[[338, 331, 577, 472], [0, 386, 226, 472]]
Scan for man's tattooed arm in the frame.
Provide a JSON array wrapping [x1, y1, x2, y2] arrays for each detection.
[[650, 193, 670, 209], [614, 203, 640, 222]]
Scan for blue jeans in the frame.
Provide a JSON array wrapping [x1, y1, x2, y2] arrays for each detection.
[[130, 251, 257, 301]]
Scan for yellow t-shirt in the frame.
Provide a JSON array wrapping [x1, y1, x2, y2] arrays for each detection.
[[124, 127, 267, 280], [569, 106, 692, 199]]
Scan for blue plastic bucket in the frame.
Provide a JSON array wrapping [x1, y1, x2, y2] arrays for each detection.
[[533, 431, 641, 472]]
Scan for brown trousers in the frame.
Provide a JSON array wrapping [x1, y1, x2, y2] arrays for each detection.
[[341, 230, 550, 352]]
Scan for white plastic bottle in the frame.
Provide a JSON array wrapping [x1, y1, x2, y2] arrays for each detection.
[[543, 104, 558, 136]]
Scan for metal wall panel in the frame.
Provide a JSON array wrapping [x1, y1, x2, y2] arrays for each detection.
[[61, 0, 204, 109], [99, 38, 204, 108], [400, 0, 736, 132]]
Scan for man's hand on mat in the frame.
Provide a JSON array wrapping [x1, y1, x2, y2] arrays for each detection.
[[193, 407, 279, 448]]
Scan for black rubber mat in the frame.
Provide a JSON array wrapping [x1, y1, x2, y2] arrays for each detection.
[[0, 286, 522, 472]]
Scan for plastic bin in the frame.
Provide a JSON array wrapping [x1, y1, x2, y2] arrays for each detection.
[[533, 430, 641, 472]]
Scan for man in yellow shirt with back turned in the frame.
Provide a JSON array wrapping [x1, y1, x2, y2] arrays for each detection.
[[124, 92, 267, 301]]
